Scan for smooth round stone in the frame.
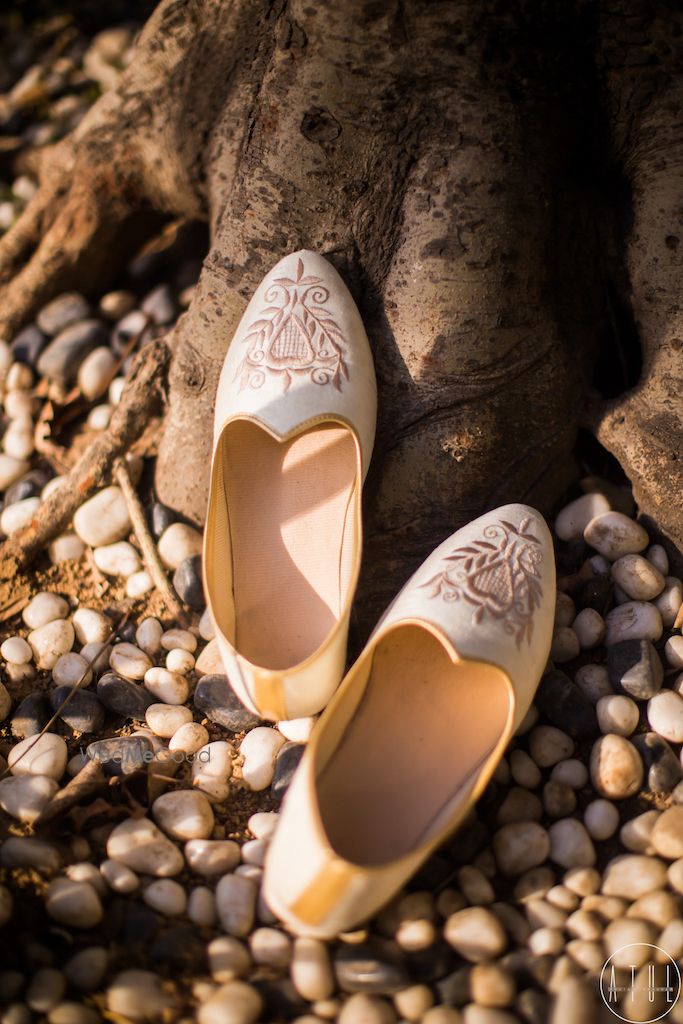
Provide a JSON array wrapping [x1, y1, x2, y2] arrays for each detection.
[[612, 553, 665, 601], [169, 721, 209, 754], [3, 419, 34, 460], [0, 497, 40, 535], [542, 780, 576, 818], [36, 293, 90, 335], [584, 511, 649, 560], [106, 970, 176, 1021], [53, 652, 92, 688], [584, 800, 620, 840], [49, 533, 85, 564], [23, 591, 69, 629], [100, 859, 139, 894], [48, 1003, 101, 1024], [192, 741, 233, 781], [87, 735, 153, 776], [109, 376, 126, 404], [141, 283, 177, 325], [110, 643, 152, 680], [605, 601, 663, 645], [97, 673, 155, 719], [249, 927, 291, 968], [28, 619, 74, 669], [207, 936, 251, 981], [549, 627, 580, 664], [161, 628, 197, 653], [158, 523, 203, 569], [26, 968, 66, 1013], [185, 838, 240, 876], [6, 362, 33, 390], [136, 618, 163, 656], [1, 636, 32, 664], [240, 728, 287, 791], [272, 742, 306, 800], [87, 403, 112, 430], [107, 818, 184, 877], [596, 694, 639, 736], [66, 862, 107, 898], [4, 467, 49, 504], [77, 346, 117, 400], [665, 636, 683, 669], [100, 289, 135, 320], [5, 661, 36, 685], [655, 577, 683, 627], [334, 942, 408, 995], [188, 886, 218, 927], [492, 822, 550, 876], [248, 811, 279, 840], [0, 836, 62, 872], [571, 608, 605, 650], [621, 811, 660, 854], [94, 541, 141, 577], [8, 733, 67, 780], [337, 995, 395, 1024], [11, 693, 50, 738], [555, 493, 611, 542], [72, 607, 110, 645], [73, 486, 131, 547], [173, 555, 204, 610], [45, 878, 102, 929], [5, 389, 36, 419], [125, 571, 153, 599], [0, 455, 29, 490], [607, 638, 663, 700], [63, 948, 108, 992], [648, 690, 683, 743], [144, 667, 189, 705], [574, 664, 612, 704], [196, 639, 224, 675], [603, 918, 658, 965], [602, 855, 668, 898], [38, 320, 108, 385], [0, 681, 10, 722], [145, 703, 192, 738], [633, 732, 683, 793], [555, 592, 576, 627], [51, 687, 104, 734], [197, 981, 263, 1024], [444, 907, 507, 963], [166, 648, 195, 673], [150, 501, 177, 539], [548, 819, 595, 868], [194, 675, 260, 731], [216, 875, 257, 937], [11, 323, 47, 367], [651, 807, 683, 860], [535, 672, 596, 739], [528, 725, 574, 767], [0, 775, 58, 823], [142, 878, 187, 917], [550, 759, 588, 789], [153, 789, 214, 840], [291, 938, 334, 1001], [590, 734, 643, 799], [278, 717, 316, 743], [80, 638, 113, 674]]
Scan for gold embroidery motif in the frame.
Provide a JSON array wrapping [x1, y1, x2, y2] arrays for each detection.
[[237, 257, 348, 392], [421, 518, 543, 647]]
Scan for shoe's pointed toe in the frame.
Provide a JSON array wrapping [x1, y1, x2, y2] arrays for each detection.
[[264, 504, 555, 936]]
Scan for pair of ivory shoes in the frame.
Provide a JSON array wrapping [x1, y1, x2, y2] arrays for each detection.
[[204, 250, 555, 938]]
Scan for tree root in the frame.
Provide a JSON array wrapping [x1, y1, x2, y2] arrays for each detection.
[[0, 338, 170, 580]]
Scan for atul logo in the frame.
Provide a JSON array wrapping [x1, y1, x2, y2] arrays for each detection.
[[600, 944, 681, 1022]]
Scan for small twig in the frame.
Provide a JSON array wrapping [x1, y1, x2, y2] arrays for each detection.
[[34, 758, 106, 826], [113, 456, 187, 625], [0, 338, 170, 578]]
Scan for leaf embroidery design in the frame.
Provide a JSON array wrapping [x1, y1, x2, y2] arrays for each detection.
[[236, 257, 349, 391], [420, 518, 544, 647]]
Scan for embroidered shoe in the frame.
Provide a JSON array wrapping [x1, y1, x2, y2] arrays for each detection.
[[263, 504, 554, 936], [203, 251, 377, 721]]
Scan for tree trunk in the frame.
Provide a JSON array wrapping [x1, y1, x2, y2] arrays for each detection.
[[0, 0, 679, 633]]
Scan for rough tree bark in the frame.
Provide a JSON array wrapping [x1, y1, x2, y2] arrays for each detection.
[[0, 0, 679, 634]]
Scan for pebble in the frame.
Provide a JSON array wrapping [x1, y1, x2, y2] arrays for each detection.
[[153, 789, 215, 840], [8, 733, 67, 780], [602, 854, 668, 898], [45, 878, 103, 929], [492, 822, 550, 876], [528, 725, 574, 767], [665, 635, 683, 669], [150, 501, 178, 539], [555, 592, 575, 627], [144, 666, 189, 704], [158, 522, 203, 569], [87, 403, 112, 430], [337, 995, 396, 1024], [620, 810, 660, 854], [272, 742, 305, 799], [48, 1004, 101, 1024], [110, 642, 152, 680], [97, 673, 154, 719], [169, 721, 209, 754], [444, 907, 507, 963], [548, 819, 595, 868], [604, 601, 663, 645], [583, 511, 649, 560], [0, 455, 29, 490], [571, 608, 605, 649], [53, 651, 93, 687], [87, 735, 153, 776], [36, 293, 90, 335], [106, 818, 184, 877], [574, 664, 612, 704], [216, 875, 257, 937], [26, 968, 66, 1013], [166, 647, 195, 673], [106, 970, 176, 1021], [250, 927, 292, 968], [12, 324, 47, 366], [173, 555, 205, 610], [596, 694, 638, 736], [655, 577, 683, 627], [73, 486, 131, 547], [0, 775, 58, 823], [651, 807, 683, 859], [207, 936, 252, 981], [241, 728, 287, 790], [535, 672, 596, 738], [0, 497, 39, 535], [607, 638, 663, 699], [633, 732, 683, 793], [136, 617, 163, 656], [72, 607, 110, 645], [0, 836, 62, 873], [145, 703, 192, 737], [590, 734, 643, 799], [28, 619, 74, 669], [109, 376, 126, 403], [549, 627, 580, 663], [161, 628, 197, 653], [278, 717, 317, 743], [603, 917, 658, 964], [141, 284, 177, 325], [143, 878, 187, 917], [100, 859, 139, 894], [23, 591, 69, 628], [550, 759, 588, 789], [542, 781, 576, 818], [49, 533, 86, 564], [185, 839, 240, 875], [77, 346, 117, 400], [612, 553, 665, 600], [38, 320, 108, 385], [291, 938, 335, 1001], [1, 635, 32, 664], [188, 886, 218, 927], [196, 638, 224, 675], [194, 674, 261, 731], [647, 690, 683, 743], [0, 681, 9, 721], [197, 981, 263, 1024], [94, 541, 141, 576], [3, 417, 33, 461], [11, 693, 50, 737], [51, 687, 104, 733], [100, 290, 136, 320], [63, 948, 108, 992], [509, 750, 541, 788], [555, 493, 611, 541], [584, 799, 620, 840]]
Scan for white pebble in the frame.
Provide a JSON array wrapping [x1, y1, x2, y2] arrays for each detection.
[[648, 545, 669, 575], [555, 493, 611, 541], [6, 363, 32, 390], [195, 638, 223, 675], [548, 819, 596, 868], [199, 608, 215, 641], [0, 454, 28, 490], [110, 643, 152, 680], [5, 389, 36, 417], [0, 775, 58, 823], [153, 789, 214, 840], [550, 760, 589, 789], [184, 838, 240, 876], [550, 627, 580, 663], [106, 818, 184, 877], [8, 734, 67, 780], [605, 602, 662, 645], [77, 347, 117, 400], [73, 486, 131, 547], [1, 497, 40, 535], [93, 541, 141, 577], [72, 608, 110, 645], [665, 636, 683, 670], [142, 878, 187, 917], [169, 722, 209, 754], [145, 703, 193, 738], [574, 664, 612, 704], [648, 690, 683, 744], [612, 554, 665, 601], [136, 617, 163, 655], [28, 620, 75, 669], [106, 970, 175, 1021], [100, 859, 139, 894], [158, 522, 203, 569], [87, 404, 112, 431], [250, 927, 291, 968], [144, 666, 189, 705], [584, 512, 649, 561], [108, 377, 125, 405], [596, 694, 639, 737], [207, 935, 251, 981], [655, 578, 683, 628], [188, 886, 217, 927], [52, 652, 92, 688], [277, 718, 316, 743], [23, 592, 69, 629], [620, 811, 660, 854], [554, 592, 576, 627], [46, 878, 102, 929], [192, 741, 233, 802], [248, 811, 280, 840], [126, 571, 153, 598], [161, 628, 197, 653], [584, 800, 620, 840], [215, 875, 257, 937], [197, 981, 262, 1024], [166, 648, 195, 674], [79, 641, 111, 675], [49, 533, 85, 564], [4, 418, 34, 460], [572, 608, 605, 649], [1, 636, 32, 664], [240, 728, 286, 791]]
